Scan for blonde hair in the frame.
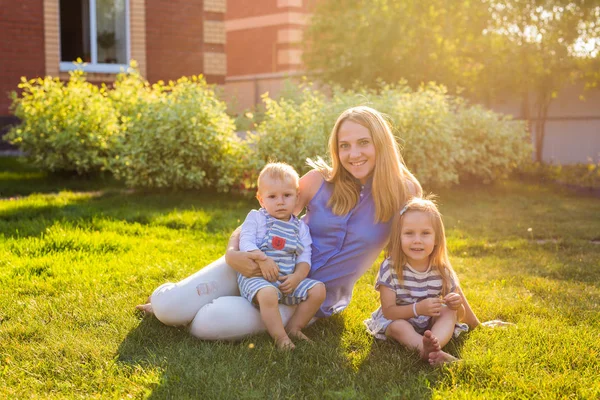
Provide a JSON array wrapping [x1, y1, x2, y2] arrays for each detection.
[[257, 162, 300, 191], [387, 197, 457, 295], [310, 106, 422, 223]]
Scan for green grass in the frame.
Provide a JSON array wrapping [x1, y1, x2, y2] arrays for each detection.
[[1, 159, 600, 399]]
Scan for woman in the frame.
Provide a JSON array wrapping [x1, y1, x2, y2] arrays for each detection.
[[137, 106, 480, 340]]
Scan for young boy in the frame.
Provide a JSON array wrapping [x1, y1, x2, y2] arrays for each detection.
[[237, 162, 325, 350]]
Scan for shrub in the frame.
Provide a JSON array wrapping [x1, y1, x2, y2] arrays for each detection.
[[453, 105, 531, 183], [248, 84, 331, 178], [6, 69, 120, 174], [249, 81, 531, 187], [109, 74, 244, 191]]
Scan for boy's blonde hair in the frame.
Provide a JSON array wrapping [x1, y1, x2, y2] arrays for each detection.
[[310, 106, 422, 223], [387, 197, 457, 295], [257, 162, 300, 190]]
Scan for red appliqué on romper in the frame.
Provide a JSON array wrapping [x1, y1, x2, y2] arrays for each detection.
[[272, 236, 286, 250]]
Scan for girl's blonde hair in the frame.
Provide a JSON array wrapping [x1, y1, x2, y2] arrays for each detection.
[[310, 106, 422, 223], [387, 197, 457, 295], [257, 162, 300, 190]]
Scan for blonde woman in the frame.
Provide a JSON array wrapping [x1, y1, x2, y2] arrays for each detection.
[[137, 106, 480, 340]]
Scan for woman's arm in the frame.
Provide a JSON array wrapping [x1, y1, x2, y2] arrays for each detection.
[[295, 169, 324, 215], [225, 227, 274, 278]]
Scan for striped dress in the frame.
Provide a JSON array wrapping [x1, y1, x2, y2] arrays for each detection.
[[364, 258, 468, 339], [238, 209, 322, 306]]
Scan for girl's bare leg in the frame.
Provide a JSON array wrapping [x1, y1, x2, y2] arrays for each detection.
[[385, 320, 440, 360], [285, 284, 326, 341], [255, 287, 294, 350], [427, 307, 459, 365]]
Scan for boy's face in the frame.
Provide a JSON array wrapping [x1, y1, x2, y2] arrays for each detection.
[[257, 176, 299, 221]]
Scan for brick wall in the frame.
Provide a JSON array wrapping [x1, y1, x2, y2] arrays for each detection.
[[145, 0, 225, 84], [145, 0, 205, 83], [0, 0, 46, 116]]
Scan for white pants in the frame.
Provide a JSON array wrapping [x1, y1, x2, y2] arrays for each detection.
[[150, 256, 297, 340]]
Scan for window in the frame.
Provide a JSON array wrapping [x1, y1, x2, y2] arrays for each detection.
[[59, 0, 130, 73]]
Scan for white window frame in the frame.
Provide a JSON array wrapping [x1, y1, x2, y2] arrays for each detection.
[[59, 0, 131, 74]]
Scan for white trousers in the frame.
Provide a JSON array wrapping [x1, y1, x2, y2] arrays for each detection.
[[150, 256, 297, 340]]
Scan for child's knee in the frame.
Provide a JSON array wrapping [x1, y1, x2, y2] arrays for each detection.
[[440, 305, 458, 320], [385, 320, 411, 339], [255, 287, 280, 307], [308, 283, 326, 302]]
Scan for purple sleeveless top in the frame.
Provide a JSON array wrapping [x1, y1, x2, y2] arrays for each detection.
[[302, 178, 393, 317]]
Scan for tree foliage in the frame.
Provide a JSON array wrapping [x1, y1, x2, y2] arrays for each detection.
[[303, 0, 600, 162]]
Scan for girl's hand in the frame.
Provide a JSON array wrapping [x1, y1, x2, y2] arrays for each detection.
[[417, 297, 443, 317], [443, 292, 463, 310]]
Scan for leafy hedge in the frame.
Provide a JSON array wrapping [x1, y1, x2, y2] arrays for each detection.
[[249, 82, 531, 186], [7, 67, 531, 189], [6, 71, 120, 175], [8, 65, 244, 191], [109, 71, 243, 190]]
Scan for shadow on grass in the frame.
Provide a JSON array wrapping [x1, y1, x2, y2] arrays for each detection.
[[116, 313, 457, 398], [0, 189, 254, 239]]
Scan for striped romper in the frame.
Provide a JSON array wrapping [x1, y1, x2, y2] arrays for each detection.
[[364, 258, 468, 339], [237, 208, 322, 306]]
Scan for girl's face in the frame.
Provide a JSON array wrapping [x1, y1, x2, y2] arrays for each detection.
[[337, 120, 376, 184], [400, 211, 436, 271]]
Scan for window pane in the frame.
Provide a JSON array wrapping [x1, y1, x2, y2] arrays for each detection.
[[96, 0, 127, 64], [60, 0, 91, 62]]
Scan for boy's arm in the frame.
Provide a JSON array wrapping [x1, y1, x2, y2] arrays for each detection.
[[295, 222, 312, 266]]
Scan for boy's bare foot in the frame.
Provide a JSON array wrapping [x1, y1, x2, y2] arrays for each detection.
[[428, 350, 458, 366], [287, 330, 313, 342], [135, 303, 154, 315], [421, 330, 440, 361], [275, 336, 295, 351]]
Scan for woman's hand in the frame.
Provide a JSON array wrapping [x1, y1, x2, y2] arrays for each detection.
[[443, 292, 463, 310], [256, 255, 279, 282], [416, 297, 443, 317], [225, 250, 266, 278]]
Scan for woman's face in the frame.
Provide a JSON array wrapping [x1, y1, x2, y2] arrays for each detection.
[[337, 120, 376, 184]]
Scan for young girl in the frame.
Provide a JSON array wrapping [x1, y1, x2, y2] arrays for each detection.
[[237, 162, 325, 350], [364, 197, 468, 365]]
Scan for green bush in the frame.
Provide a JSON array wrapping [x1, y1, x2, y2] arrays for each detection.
[[249, 82, 531, 186], [109, 73, 244, 191], [248, 84, 331, 178], [6, 70, 120, 174], [453, 105, 531, 183]]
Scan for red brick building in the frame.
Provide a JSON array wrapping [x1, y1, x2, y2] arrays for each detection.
[[224, 0, 315, 111], [0, 0, 227, 132]]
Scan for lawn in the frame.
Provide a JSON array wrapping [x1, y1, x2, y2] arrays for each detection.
[[1, 157, 599, 399]]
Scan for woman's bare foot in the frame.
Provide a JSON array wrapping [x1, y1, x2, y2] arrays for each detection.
[[287, 330, 313, 343], [275, 336, 295, 351], [421, 330, 440, 361], [135, 303, 154, 315], [428, 350, 458, 365]]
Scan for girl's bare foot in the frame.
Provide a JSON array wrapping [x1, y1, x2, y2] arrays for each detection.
[[288, 330, 313, 342], [421, 330, 440, 361], [275, 336, 295, 351], [428, 350, 458, 365], [135, 303, 154, 315]]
